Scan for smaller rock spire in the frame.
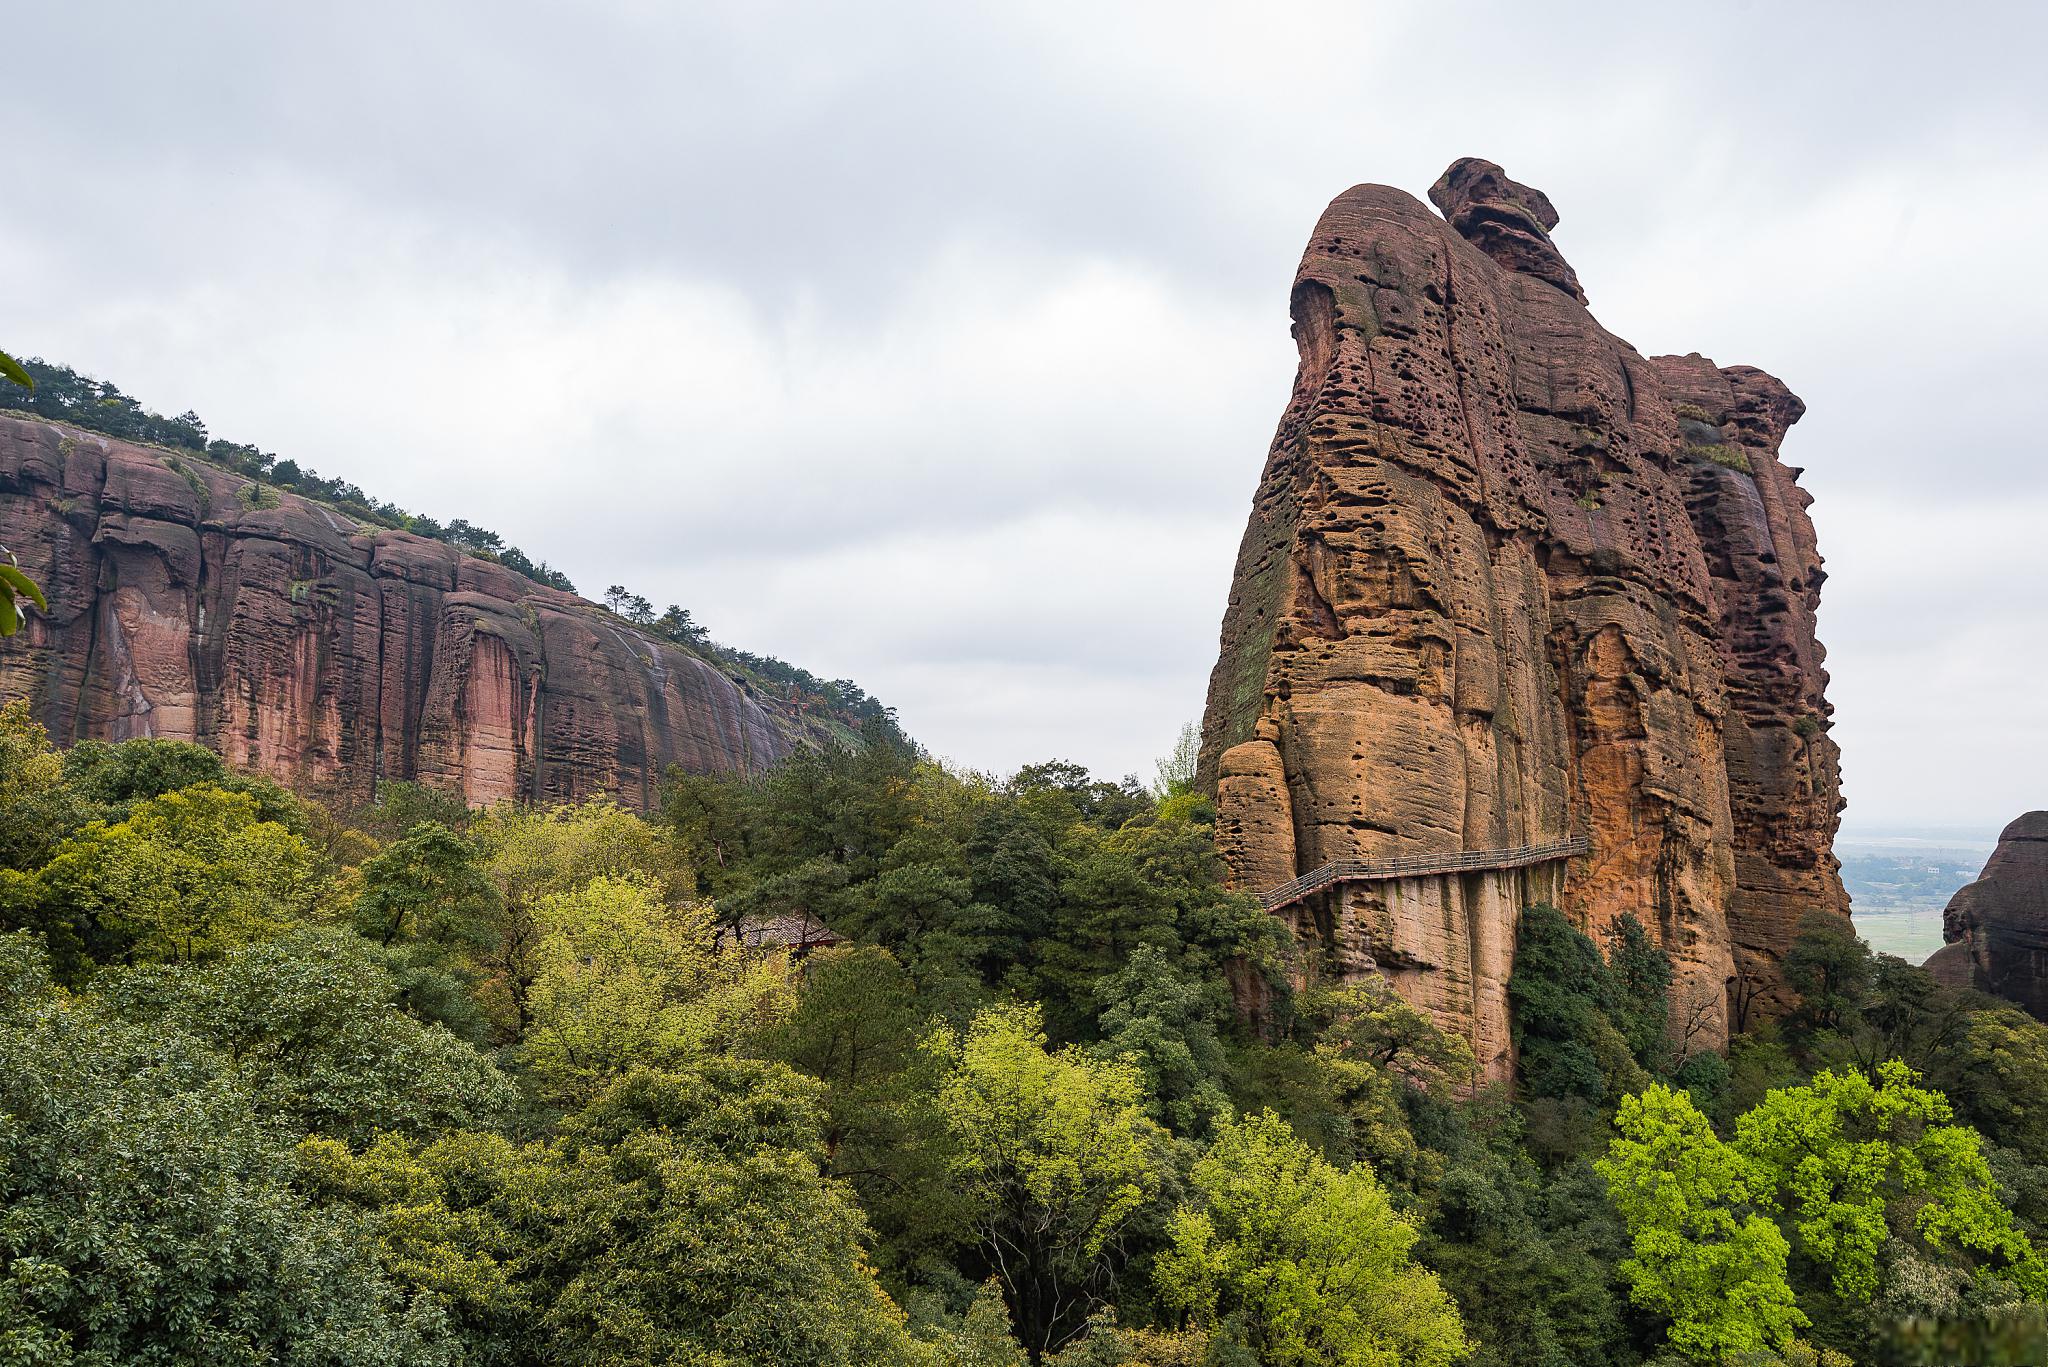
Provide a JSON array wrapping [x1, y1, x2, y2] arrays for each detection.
[[1427, 157, 1586, 304]]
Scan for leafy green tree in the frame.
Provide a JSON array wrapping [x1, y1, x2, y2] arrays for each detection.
[[1312, 976, 1474, 1094], [1932, 1005, 2048, 1166], [1597, 1083, 1807, 1360], [355, 821, 499, 947], [60, 734, 304, 826], [1734, 1061, 2048, 1304], [351, 820, 501, 1034], [964, 800, 1063, 976], [749, 735, 921, 882], [355, 778, 474, 842], [659, 766, 753, 893], [32, 782, 320, 970], [929, 1003, 1172, 1355], [0, 340, 45, 633], [473, 798, 694, 1036], [1157, 1110, 1468, 1366], [1783, 912, 1873, 1035], [0, 698, 86, 871], [0, 933, 460, 1364], [1509, 904, 1652, 1113], [1093, 944, 1232, 1135], [93, 929, 516, 1146], [1605, 914, 1673, 1072], [521, 873, 791, 1103], [1033, 826, 1183, 1040], [834, 827, 997, 998], [762, 945, 971, 1274], [919, 1280, 1032, 1366], [1151, 721, 1200, 799], [1419, 1147, 1635, 1367], [304, 1061, 918, 1366]]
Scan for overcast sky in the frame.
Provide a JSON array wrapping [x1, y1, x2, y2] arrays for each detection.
[[4, 1, 2042, 834]]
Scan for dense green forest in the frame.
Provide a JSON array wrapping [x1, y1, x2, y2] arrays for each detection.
[[3, 705, 2047, 1365]]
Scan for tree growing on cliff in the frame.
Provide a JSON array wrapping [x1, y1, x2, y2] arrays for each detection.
[[0, 334, 43, 632]]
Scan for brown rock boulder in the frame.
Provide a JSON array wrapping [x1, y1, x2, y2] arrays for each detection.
[[0, 416, 825, 809], [1930, 812, 2048, 1019], [1199, 160, 1846, 1075], [1428, 156, 1586, 303]]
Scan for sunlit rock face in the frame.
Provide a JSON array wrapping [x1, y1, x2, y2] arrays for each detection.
[[1200, 158, 1846, 1075], [0, 414, 797, 809], [1928, 813, 2048, 1019]]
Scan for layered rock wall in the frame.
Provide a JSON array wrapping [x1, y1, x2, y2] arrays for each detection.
[[0, 415, 801, 808], [1200, 159, 1847, 1074], [1926, 812, 2048, 1019]]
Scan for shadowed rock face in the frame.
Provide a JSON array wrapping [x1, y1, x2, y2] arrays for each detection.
[[0, 415, 806, 809], [1927, 813, 2048, 1019], [1199, 160, 1846, 1073]]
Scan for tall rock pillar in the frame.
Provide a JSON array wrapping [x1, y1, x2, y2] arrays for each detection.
[[1199, 159, 1848, 1074]]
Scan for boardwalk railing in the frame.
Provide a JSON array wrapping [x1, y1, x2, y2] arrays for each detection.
[[1260, 835, 1591, 912]]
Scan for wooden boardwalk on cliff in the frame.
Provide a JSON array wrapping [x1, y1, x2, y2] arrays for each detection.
[[1260, 836, 1592, 912]]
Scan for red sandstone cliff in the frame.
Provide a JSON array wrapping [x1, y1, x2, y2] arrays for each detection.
[[1199, 159, 1847, 1074], [0, 414, 813, 808]]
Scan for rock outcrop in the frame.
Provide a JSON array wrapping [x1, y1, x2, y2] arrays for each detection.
[[1199, 157, 1846, 1075], [0, 414, 819, 809], [1926, 813, 2048, 1019]]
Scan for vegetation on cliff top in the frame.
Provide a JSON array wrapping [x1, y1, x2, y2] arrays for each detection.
[[4, 702, 2048, 1363], [0, 354, 895, 736]]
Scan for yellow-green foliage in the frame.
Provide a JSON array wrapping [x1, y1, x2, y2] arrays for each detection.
[[1602, 1063, 2048, 1362], [1158, 1110, 1469, 1367], [928, 1003, 1172, 1352], [1736, 1060, 2048, 1304], [37, 784, 320, 963], [521, 873, 792, 1103], [1598, 1085, 1807, 1360]]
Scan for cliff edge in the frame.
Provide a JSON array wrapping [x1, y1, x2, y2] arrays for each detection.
[[0, 414, 823, 809]]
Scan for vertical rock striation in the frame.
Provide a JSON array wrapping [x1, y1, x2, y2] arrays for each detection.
[[1199, 158, 1846, 1074], [1927, 812, 2048, 1019], [0, 415, 813, 809]]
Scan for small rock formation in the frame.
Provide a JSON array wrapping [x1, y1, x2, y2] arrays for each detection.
[[1427, 157, 1586, 304], [0, 415, 826, 809], [1926, 813, 2048, 1018], [1200, 158, 1847, 1076]]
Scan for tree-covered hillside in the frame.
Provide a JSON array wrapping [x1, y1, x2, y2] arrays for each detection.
[[3, 702, 2047, 1364]]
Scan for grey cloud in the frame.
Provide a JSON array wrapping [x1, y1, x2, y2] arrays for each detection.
[[2, 0, 2043, 827]]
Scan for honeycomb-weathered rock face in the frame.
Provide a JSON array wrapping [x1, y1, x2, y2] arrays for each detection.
[[1927, 812, 2048, 1020], [0, 414, 803, 809], [1199, 158, 1846, 1074]]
